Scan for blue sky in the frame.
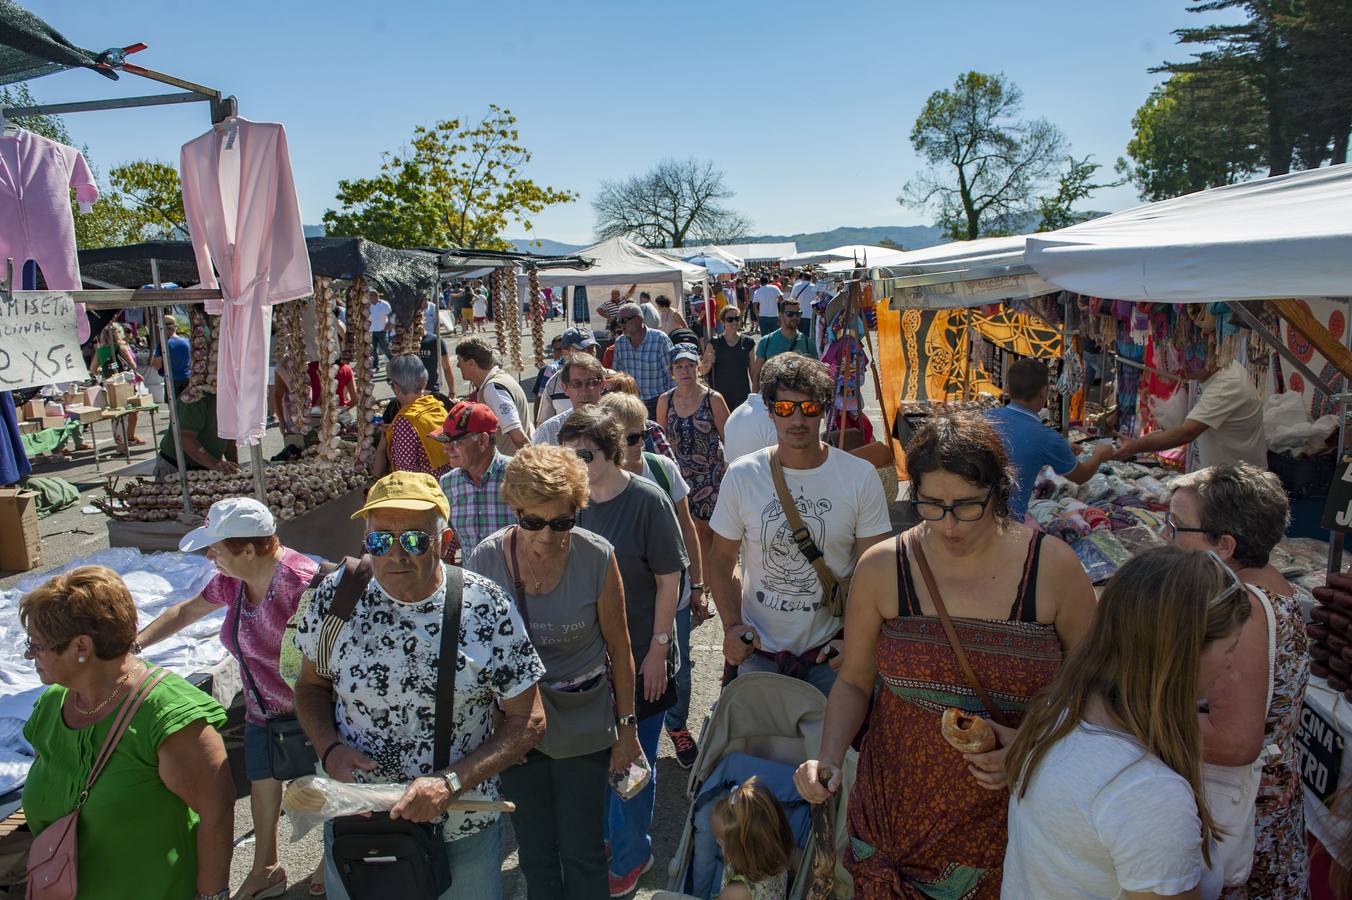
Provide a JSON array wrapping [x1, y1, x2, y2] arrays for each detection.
[[21, 0, 1211, 244]]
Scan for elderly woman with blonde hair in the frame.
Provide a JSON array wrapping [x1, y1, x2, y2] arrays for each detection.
[[464, 443, 641, 900]]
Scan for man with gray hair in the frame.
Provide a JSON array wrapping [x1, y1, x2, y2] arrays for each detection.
[[373, 353, 452, 478], [611, 301, 675, 418], [295, 470, 545, 900]]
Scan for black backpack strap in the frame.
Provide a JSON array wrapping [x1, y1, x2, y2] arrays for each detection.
[[433, 566, 465, 772]]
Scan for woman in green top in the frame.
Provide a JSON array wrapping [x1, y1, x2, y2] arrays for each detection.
[[21, 565, 234, 900]]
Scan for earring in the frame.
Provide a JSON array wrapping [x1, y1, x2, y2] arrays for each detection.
[[77, 656, 87, 664]]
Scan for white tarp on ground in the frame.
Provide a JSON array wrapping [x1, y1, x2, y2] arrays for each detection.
[[1026, 163, 1352, 302], [533, 236, 707, 321], [0, 548, 224, 793]]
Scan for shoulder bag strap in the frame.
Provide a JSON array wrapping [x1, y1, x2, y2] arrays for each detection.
[[904, 530, 1010, 728], [85, 664, 169, 794], [434, 565, 465, 772], [505, 527, 531, 626], [231, 584, 270, 717], [768, 448, 839, 595], [642, 452, 672, 497]]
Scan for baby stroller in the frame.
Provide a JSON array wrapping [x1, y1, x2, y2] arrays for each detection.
[[663, 673, 856, 899]]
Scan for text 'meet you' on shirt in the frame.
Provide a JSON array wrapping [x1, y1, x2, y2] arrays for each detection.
[[1188, 360, 1268, 469], [984, 403, 1078, 519], [1002, 723, 1208, 899], [295, 562, 544, 840], [710, 446, 892, 653]]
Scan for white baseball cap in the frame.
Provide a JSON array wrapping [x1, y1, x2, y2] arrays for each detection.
[[179, 497, 276, 552]]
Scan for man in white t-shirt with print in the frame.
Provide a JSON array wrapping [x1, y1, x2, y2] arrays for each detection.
[[750, 274, 783, 337], [1115, 359, 1267, 470], [708, 352, 893, 695]]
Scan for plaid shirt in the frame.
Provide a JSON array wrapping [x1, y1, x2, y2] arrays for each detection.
[[440, 451, 515, 555], [612, 327, 675, 400]]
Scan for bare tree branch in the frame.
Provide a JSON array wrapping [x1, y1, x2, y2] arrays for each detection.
[[593, 157, 751, 247]]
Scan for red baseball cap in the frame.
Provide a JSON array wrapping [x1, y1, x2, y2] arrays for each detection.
[[431, 401, 499, 440]]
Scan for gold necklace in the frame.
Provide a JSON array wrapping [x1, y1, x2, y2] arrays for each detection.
[[72, 663, 139, 716], [521, 537, 569, 592]]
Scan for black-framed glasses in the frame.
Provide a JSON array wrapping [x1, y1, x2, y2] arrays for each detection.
[[1163, 514, 1211, 542], [770, 399, 825, 418], [568, 377, 604, 391], [911, 489, 994, 523], [625, 432, 644, 446], [365, 530, 434, 557], [573, 448, 596, 463], [517, 512, 577, 532]]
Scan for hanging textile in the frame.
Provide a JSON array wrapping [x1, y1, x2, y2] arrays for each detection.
[[572, 284, 590, 323], [0, 129, 98, 341], [180, 118, 312, 444], [0, 392, 31, 486]]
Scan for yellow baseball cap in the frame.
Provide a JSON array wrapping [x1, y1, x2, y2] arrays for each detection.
[[351, 471, 450, 521]]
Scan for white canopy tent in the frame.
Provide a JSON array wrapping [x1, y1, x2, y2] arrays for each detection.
[[781, 244, 901, 267], [1025, 163, 1352, 302], [874, 235, 1059, 309], [531, 236, 707, 321]]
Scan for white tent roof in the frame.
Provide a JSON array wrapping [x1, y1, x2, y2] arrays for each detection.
[[534, 236, 706, 288], [782, 245, 901, 267], [872, 235, 1060, 309], [877, 235, 1029, 274], [1026, 164, 1352, 302]]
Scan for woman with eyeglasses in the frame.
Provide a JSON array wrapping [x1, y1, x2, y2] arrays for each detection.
[[1001, 546, 1251, 899], [1165, 463, 1310, 898], [794, 411, 1094, 897], [559, 405, 688, 896], [464, 444, 641, 900], [700, 304, 756, 411]]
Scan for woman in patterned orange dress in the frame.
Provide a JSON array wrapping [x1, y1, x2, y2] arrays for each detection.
[[795, 412, 1096, 898]]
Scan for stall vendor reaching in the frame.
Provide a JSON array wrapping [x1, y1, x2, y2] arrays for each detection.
[[156, 391, 239, 480], [1115, 358, 1267, 470]]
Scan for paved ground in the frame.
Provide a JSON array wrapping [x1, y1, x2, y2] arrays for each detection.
[[1, 312, 898, 898]]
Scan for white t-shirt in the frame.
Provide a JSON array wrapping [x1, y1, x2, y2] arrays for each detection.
[[1003, 723, 1206, 899], [472, 291, 487, 317], [723, 394, 780, 462], [751, 284, 783, 318], [479, 369, 524, 437], [369, 298, 392, 332], [1187, 361, 1267, 469], [640, 452, 692, 610], [710, 446, 892, 653], [424, 302, 439, 336], [640, 302, 662, 329]]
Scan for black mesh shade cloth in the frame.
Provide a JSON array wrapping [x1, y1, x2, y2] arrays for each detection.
[[0, 0, 117, 86]]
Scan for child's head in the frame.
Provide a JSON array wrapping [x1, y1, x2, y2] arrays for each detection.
[[709, 777, 795, 882]]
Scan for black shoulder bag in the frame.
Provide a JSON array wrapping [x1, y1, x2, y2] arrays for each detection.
[[330, 565, 464, 900], [233, 583, 317, 781]]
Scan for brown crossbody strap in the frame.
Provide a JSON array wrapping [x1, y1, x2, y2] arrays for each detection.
[[904, 530, 1010, 727], [768, 448, 839, 596]]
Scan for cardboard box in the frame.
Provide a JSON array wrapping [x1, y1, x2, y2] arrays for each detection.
[[124, 394, 152, 409], [0, 488, 41, 572], [104, 382, 135, 409], [65, 405, 104, 424], [16, 420, 38, 435], [82, 386, 104, 408], [19, 399, 44, 420], [38, 415, 67, 430]]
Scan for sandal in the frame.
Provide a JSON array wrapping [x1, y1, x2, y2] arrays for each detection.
[[233, 868, 287, 900], [308, 865, 326, 896]]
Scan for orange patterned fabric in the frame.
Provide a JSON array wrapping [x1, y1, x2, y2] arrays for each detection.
[[845, 534, 1063, 898]]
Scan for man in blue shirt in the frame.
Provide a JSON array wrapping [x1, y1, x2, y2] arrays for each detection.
[[985, 358, 1113, 519], [152, 315, 192, 399]]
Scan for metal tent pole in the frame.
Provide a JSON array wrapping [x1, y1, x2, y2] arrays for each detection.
[[151, 260, 192, 516]]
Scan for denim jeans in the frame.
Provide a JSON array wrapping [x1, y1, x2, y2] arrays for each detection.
[[371, 329, 391, 368], [738, 652, 838, 696], [606, 713, 663, 876], [664, 606, 694, 732], [758, 315, 779, 336], [499, 748, 609, 900], [322, 815, 503, 900]]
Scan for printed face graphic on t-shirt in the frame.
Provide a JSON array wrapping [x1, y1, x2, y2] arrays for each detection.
[[760, 492, 832, 599]]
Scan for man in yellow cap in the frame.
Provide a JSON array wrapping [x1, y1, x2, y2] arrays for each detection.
[[293, 471, 545, 899]]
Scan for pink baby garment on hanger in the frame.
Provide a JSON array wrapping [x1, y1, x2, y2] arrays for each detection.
[[0, 130, 98, 341], [180, 118, 312, 444]]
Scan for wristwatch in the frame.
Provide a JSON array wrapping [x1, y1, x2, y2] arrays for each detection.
[[653, 631, 672, 646], [616, 714, 638, 727], [440, 769, 462, 796], [690, 582, 707, 592]]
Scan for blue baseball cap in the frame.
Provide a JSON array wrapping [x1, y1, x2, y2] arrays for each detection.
[[561, 327, 597, 350]]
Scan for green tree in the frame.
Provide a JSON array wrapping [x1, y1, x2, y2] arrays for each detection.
[[1120, 72, 1266, 201], [323, 105, 576, 250], [1036, 155, 1126, 231], [901, 72, 1066, 240], [108, 160, 187, 239]]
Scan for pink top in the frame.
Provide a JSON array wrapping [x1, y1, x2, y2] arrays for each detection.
[[0, 131, 98, 341], [202, 547, 318, 725]]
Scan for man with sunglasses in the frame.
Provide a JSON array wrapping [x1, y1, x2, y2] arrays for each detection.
[[611, 302, 676, 419], [708, 354, 893, 694], [436, 401, 516, 558], [532, 353, 608, 446], [750, 298, 815, 389], [293, 471, 545, 900]]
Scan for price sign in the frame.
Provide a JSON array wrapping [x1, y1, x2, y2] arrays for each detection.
[[0, 292, 86, 391], [1297, 698, 1344, 802], [1322, 461, 1352, 533]]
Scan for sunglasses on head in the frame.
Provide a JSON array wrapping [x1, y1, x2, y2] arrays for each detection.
[[770, 399, 825, 418], [365, 530, 434, 557], [517, 512, 577, 532]]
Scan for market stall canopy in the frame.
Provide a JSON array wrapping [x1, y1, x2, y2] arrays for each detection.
[[0, 0, 119, 85], [1025, 164, 1352, 302], [681, 252, 739, 276], [79, 241, 200, 295], [533, 236, 706, 316], [434, 246, 595, 278], [782, 245, 901, 267], [875, 235, 1060, 310], [654, 245, 745, 270]]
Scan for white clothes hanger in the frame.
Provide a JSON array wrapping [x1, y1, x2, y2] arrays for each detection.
[[0, 105, 19, 137]]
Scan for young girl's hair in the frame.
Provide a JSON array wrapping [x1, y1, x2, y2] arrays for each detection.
[[709, 777, 795, 882]]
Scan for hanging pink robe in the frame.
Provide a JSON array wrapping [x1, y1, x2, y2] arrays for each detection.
[[180, 118, 312, 444], [0, 130, 98, 341]]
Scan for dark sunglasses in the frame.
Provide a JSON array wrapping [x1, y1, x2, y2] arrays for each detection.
[[783, 311, 802, 318], [625, 432, 644, 446], [364, 530, 433, 557], [573, 448, 596, 463], [517, 512, 577, 532], [770, 399, 825, 418], [617, 316, 638, 325], [723, 315, 741, 323]]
